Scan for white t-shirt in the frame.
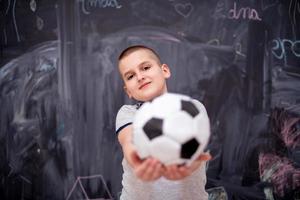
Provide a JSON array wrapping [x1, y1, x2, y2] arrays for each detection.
[[115, 102, 209, 200]]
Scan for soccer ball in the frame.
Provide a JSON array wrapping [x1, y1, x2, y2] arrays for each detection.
[[133, 93, 210, 165]]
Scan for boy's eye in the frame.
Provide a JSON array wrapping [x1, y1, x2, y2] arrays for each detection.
[[126, 74, 134, 80], [143, 65, 151, 70]]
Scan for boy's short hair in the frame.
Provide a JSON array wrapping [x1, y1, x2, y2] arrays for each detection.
[[118, 45, 162, 65]]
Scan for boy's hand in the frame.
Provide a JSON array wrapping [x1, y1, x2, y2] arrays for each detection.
[[124, 142, 164, 181], [132, 156, 165, 182], [119, 125, 165, 182], [163, 152, 211, 180]]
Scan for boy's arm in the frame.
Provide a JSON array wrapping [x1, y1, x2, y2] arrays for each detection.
[[118, 125, 164, 181], [118, 125, 140, 168]]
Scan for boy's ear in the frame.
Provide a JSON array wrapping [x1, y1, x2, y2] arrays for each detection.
[[161, 64, 171, 78], [123, 86, 132, 99]]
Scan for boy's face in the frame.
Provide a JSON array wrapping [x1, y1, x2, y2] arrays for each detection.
[[118, 49, 171, 102]]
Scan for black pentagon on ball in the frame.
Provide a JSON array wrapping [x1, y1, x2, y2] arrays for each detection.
[[181, 138, 200, 159], [181, 100, 199, 118], [143, 118, 163, 140]]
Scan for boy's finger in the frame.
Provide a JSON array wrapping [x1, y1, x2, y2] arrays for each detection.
[[131, 151, 143, 166], [168, 165, 181, 179], [152, 161, 164, 179], [135, 159, 152, 179], [197, 153, 212, 161], [140, 159, 159, 180]]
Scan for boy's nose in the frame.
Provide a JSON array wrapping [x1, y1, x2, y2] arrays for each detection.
[[136, 73, 145, 82]]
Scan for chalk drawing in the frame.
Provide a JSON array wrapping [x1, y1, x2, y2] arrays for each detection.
[[206, 39, 221, 45], [177, 31, 186, 37], [261, 0, 279, 11], [286, 103, 300, 113], [6, 0, 11, 14], [289, 0, 300, 37], [66, 174, 113, 200], [3, 29, 7, 45], [207, 186, 228, 200], [20, 175, 32, 184], [12, 0, 21, 42], [235, 43, 246, 57], [174, 3, 194, 18]]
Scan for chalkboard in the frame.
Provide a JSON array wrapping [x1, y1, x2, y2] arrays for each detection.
[[0, 0, 57, 66], [0, 0, 299, 199]]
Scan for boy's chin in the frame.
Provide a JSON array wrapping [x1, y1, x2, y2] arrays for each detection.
[[134, 88, 166, 102], [135, 96, 153, 102], [136, 93, 160, 102]]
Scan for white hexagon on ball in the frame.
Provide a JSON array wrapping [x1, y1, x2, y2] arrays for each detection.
[[151, 93, 190, 118], [149, 136, 182, 165], [163, 111, 197, 143]]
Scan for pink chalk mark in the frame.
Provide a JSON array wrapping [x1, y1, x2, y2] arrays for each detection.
[[229, 2, 262, 21], [259, 153, 300, 197]]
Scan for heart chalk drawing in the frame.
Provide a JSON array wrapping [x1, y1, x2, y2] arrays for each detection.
[[174, 3, 194, 18]]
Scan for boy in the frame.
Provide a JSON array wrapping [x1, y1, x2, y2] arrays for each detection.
[[115, 45, 211, 200]]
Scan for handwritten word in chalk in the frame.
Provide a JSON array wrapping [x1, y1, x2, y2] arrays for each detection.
[[228, 2, 262, 21], [79, 0, 122, 15], [271, 39, 300, 60]]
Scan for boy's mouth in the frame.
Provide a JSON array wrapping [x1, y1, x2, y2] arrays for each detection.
[[139, 82, 151, 90]]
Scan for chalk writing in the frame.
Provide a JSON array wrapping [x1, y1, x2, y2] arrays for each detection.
[[228, 2, 262, 21], [78, 0, 122, 15], [174, 3, 194, 18], [36, 16, 44, 31], [213, 1, 227, 19], [271, 39, 300, 61], [30, 0, 37, 12]]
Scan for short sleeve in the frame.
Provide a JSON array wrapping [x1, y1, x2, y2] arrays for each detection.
[[115, 105, 137, 134]]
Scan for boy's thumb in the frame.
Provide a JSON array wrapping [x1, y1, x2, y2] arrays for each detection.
[[131, 151, 143, 166], [197, 153, 212, 161]]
